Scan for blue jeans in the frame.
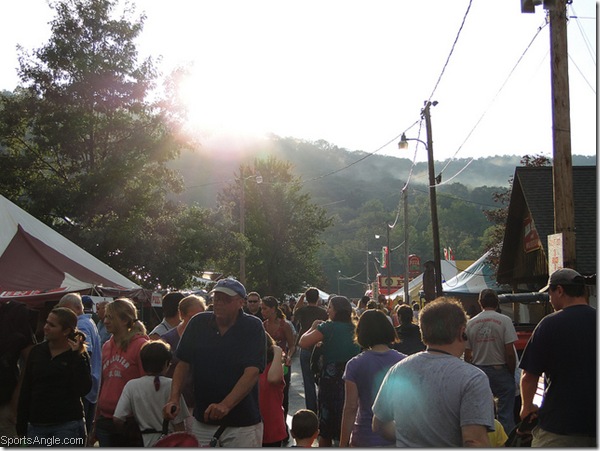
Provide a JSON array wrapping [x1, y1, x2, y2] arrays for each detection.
[[478, 365, 516, 433], [27, 419, 85, 447], [300, 347, 318, 414]]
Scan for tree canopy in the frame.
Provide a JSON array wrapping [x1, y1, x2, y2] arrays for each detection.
[[0, 0, 334, 293], [216, 157, 333, 298], [0, 0, 220, 289]]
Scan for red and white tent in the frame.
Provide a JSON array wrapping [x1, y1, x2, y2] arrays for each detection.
[[0, 195, 142, 305]]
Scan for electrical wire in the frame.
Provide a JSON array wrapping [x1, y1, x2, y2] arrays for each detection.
[[427, 0, 474, 102], [388, 121, 426, 230], [300, 120, 421, 185], [568, 53, 596, 94], [338, 267, 366, 282], [436, 17, 549, 185], [569, 4, 596, 65]]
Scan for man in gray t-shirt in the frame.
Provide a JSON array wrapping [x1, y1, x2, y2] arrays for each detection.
[[373, 298, 494, 447], [465, 289, 518, 433]]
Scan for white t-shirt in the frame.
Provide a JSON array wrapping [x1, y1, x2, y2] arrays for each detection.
[[114, 375, 189, 447], [149, 318, 174, 337], [465, 310, 518, 366]]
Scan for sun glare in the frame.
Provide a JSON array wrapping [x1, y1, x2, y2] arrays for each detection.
[[176, 67, 275, 148]]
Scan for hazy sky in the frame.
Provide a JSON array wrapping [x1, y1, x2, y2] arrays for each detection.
[[1, 0, 596, 164]]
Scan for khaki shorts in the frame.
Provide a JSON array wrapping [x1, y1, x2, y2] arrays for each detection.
[[532, 425, 596, 447], [189, 420, 263, 447]]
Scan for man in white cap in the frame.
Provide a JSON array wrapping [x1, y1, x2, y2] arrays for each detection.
[[519, 268, 596, 447], [163, 278, 266, 447]]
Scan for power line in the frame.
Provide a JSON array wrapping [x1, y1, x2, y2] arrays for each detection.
[[437, 17, 549, 181], [569, 4, 596, 65], [300, 120, 420, 186], [568, 53, 595, 94], [427, 0, 474, 102]]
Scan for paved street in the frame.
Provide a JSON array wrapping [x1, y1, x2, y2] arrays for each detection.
[[285, 352, 314, 446], [287, 352, 306, 424]]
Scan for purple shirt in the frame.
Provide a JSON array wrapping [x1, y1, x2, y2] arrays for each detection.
[[342, 348, 406, 447]]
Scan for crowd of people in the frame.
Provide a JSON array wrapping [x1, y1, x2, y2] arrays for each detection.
[[0, 267, 596, 447]]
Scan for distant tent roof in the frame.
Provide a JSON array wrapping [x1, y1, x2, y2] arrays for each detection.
[[443, 251, 511, 295], [389, 260, 470, 301], [0, 195, 141, 304]]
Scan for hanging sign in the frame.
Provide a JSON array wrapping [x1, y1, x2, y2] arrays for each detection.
[[523, 215, 542, 253]]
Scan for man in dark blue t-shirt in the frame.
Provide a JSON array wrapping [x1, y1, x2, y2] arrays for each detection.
[[164, 278, 266, 447], [519, 268, 596, 447]]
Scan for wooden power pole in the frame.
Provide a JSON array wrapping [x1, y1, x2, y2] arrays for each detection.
[[549, 0, 577, 269], [522, 0, 577, 270]]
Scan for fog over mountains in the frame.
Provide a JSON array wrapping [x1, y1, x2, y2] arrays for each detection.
[[172, 135, 596, 209]]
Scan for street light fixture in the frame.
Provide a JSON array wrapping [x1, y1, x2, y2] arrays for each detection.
[[240, 170, 263, 285], [398, 101, 443, 298]]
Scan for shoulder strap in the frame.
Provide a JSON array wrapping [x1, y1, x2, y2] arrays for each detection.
[[209, 425, 227, 447]]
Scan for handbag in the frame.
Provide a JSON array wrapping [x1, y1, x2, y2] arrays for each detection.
[[504, 413, 538, 447], [310, 343, 324, 384]]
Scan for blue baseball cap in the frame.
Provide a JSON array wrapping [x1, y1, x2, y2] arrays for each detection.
[[210, 278, 247, 299], [82, 295, 94, 309]]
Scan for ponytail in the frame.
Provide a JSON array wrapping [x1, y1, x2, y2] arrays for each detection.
[[107, 298, 147, 351]]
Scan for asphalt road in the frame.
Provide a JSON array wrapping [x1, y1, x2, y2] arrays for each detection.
[[285, 352, 315, 446]]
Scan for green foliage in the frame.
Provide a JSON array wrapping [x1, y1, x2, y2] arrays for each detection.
[[215, 156, 333, 298], [0, 0, 195, 288], [0, 0, 588, 297]]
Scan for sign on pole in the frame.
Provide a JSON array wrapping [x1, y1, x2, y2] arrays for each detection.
[[547, 233, 563, 274], [151, 292, 163, 307]]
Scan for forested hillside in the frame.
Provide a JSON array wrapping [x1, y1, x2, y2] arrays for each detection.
[[171, 135, 595, 297]]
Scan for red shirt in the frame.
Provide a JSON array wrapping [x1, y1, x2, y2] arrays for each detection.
[[258, 361, 287, 443], [97, 334, 148, 419]]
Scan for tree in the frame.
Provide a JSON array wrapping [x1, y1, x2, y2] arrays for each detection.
[[216, 156, 333, 297], [0, 0, 200, 288]]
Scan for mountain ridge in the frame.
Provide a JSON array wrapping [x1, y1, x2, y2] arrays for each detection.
[[173, 136, 596, 208]]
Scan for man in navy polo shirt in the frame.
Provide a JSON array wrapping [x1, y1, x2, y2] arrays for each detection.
[[519, 268, 596, 447], [164, 278, 266, 447]]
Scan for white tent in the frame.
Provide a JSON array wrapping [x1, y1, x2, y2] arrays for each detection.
[[389, 259, 464, 301], [0, 195, 141, 305], [442, 251, 511, 295]]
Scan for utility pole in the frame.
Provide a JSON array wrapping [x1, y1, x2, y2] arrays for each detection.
[[366, 237, 370, 290], [386, 224, 392, 296], [240, 168, 247, 285], [423, 101, 443, 297], [239, 169, 262, 285], [403, 188, 410, 304], [549, 0, 576, 269]]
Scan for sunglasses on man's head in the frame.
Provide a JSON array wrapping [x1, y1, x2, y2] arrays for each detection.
[[247, 300, 259, 303]]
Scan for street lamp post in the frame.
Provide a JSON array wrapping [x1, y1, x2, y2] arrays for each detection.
[[366, 237, 370, 289], [239, 170, 262, 286], [386, 224, 392, 297], [403, 188, 410, 304], [367, 234, 381, 293], [398, 100, 443, 297]]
